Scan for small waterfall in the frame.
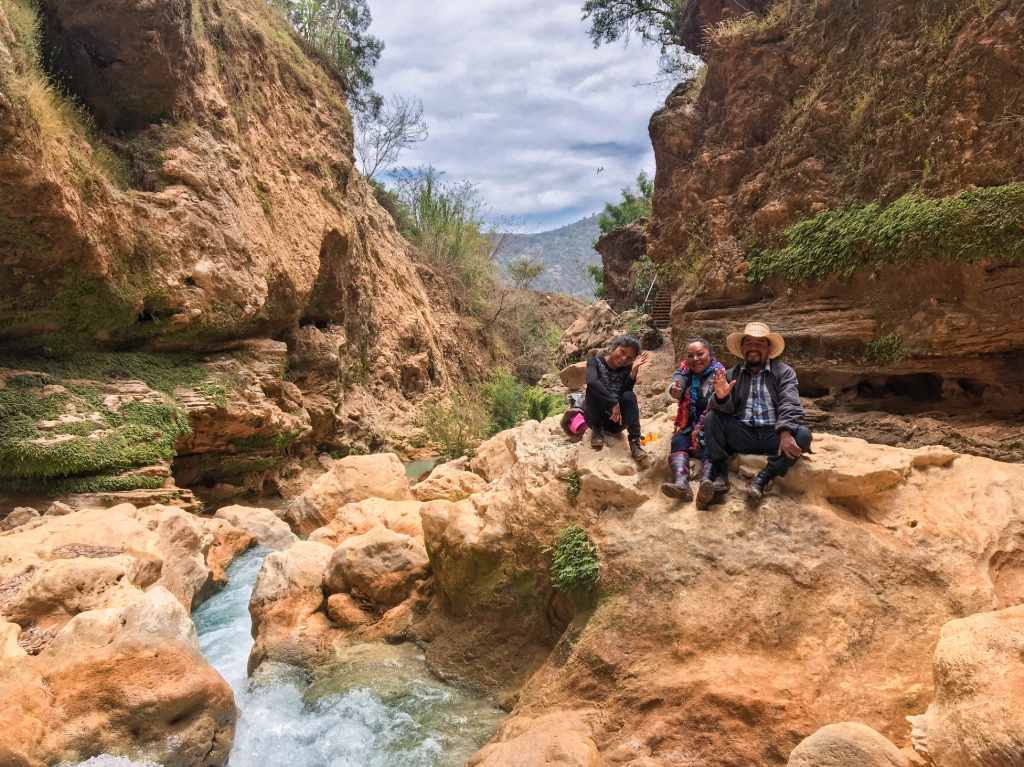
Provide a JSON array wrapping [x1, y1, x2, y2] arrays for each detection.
[[77, 546, 503, 767]]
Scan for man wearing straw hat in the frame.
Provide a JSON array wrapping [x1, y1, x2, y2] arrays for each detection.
[[701, 321, 812, 504]]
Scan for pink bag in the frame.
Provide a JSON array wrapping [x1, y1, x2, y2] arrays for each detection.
[[568, 412, 587, 435]]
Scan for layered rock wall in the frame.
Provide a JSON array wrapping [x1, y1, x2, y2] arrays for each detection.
[[648, 0, 1024, 455]]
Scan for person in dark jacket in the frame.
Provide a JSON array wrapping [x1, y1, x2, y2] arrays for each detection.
[[661, 338, 725, 507], [584, 335, 650, 461], [703, 321, 812, 504]]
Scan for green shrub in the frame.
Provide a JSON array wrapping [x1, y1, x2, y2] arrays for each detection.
[[393, 167, 499, 314], [586, 263, 606, 299], [549, 525, 600, 592], [598, 172, 652, 234], [481, 370, 565, 435], [747, 183, 1024, 283], [420, 389, 489, 459], [864, 333, 907, 364]]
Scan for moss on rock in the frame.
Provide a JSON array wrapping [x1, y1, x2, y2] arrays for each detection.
[[747, 183, 1024, 283]]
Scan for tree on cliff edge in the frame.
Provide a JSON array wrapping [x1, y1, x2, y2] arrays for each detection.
[[279, 0, 383, 115], [582, 0, 690, 74]]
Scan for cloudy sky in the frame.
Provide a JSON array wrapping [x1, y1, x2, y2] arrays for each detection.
[[368, 0, 669, 232]]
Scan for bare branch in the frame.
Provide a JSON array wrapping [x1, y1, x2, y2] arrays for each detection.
[[355, 95, 429, 180]]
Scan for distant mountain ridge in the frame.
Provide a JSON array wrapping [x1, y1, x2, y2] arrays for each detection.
[[492, 214, 601, 298]]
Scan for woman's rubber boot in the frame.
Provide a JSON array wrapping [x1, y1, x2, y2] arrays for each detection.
[[661, 453, 693, 502], [696, 459, 716, 510]]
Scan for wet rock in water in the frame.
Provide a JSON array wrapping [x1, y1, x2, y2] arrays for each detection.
[[413, 459, 487, 502], [215, 504, 297, 550], [787, 722, 913, 766], [468, 710, 602, 767], [283, 453, 414, 536], [326, 592, 372, 628], [907, 605, 1024, 767], [323, 525, 429, 607], [248, 540, 334, 671]]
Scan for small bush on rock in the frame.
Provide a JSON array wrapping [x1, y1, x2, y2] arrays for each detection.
[[549, 525, 600, 592]]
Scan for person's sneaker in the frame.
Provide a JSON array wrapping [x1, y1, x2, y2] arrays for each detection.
[[695, 479, 715, 510], [661, 480, 693, 502], [747, 471, 772, 504], [590, 431, 605, 450], [629, 440, 649, 462]]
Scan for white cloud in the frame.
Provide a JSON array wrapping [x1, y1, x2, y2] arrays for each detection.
[[368, 0, 669, 231]]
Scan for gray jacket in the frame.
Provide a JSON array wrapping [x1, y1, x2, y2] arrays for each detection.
[[711, 359, 806, 434]]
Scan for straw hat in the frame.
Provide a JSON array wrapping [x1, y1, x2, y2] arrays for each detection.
[[725, 321, 785, 359]]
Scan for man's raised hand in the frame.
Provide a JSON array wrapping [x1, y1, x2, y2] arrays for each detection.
[[713, 368, 735, 400]]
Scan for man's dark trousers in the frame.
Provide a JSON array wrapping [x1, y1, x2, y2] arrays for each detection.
[[584, 390, 641, 441], [703, 410, 812, 478]]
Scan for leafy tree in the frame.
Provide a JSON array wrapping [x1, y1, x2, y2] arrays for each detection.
[[506, 255, 546, 291], [356, 95, 429, 179], [598, 171, 653, 234], [581, 0, 693, 75], [277, 0, 383, 116]]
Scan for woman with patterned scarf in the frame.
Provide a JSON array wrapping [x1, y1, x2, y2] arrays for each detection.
[[662, 338, 726, 508]]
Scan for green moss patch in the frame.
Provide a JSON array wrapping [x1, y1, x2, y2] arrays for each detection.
[[0, 352, 234, 494], [747, 183, 1024, 283]]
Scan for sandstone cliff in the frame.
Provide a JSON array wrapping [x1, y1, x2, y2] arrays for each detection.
[[647, 0, 1024, 459], [0, 0, 531, 505]]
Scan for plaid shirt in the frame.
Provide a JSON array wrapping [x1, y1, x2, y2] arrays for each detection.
[[741, 368, 777, 428]]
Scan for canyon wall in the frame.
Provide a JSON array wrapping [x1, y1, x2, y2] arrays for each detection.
[[648, 0, 1024, 458]]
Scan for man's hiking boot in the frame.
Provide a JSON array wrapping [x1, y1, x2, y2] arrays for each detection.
[[747, 471, 773, 504], [590, 430, 605, 450], [629, 439, 649, 463], [695, 479, 715, 509]]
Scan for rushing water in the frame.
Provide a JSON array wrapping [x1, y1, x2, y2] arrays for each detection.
[[78, 546, 503, 767]]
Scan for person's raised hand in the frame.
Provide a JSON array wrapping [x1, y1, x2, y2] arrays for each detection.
[[631, 351, 651, 377], [713, 368, 735, 400], [669, 381, 682, 399], [779, 431, 803, 460]]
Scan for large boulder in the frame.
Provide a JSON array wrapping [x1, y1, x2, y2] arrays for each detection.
[[215, 505, 297, 550], [787, 722, 913, 767], [283, 453, 414, 535], [413, 459, 488, 502], [308, 497, 425, 548], [323, 525, 429, 607], [908, 605, 1024, 767], [247, 540, 333, 671], [468, 710, 602, 767], [0, 587, 235, 766]]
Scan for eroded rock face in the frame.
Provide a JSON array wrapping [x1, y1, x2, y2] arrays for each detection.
[[908, 605, 1024, 767], [647, 0, 1024, 459], [283, 453, 414, 535], [413, 459, 487, 502], [414, 410, 1024, 765], [595, 222, 648, 312]]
